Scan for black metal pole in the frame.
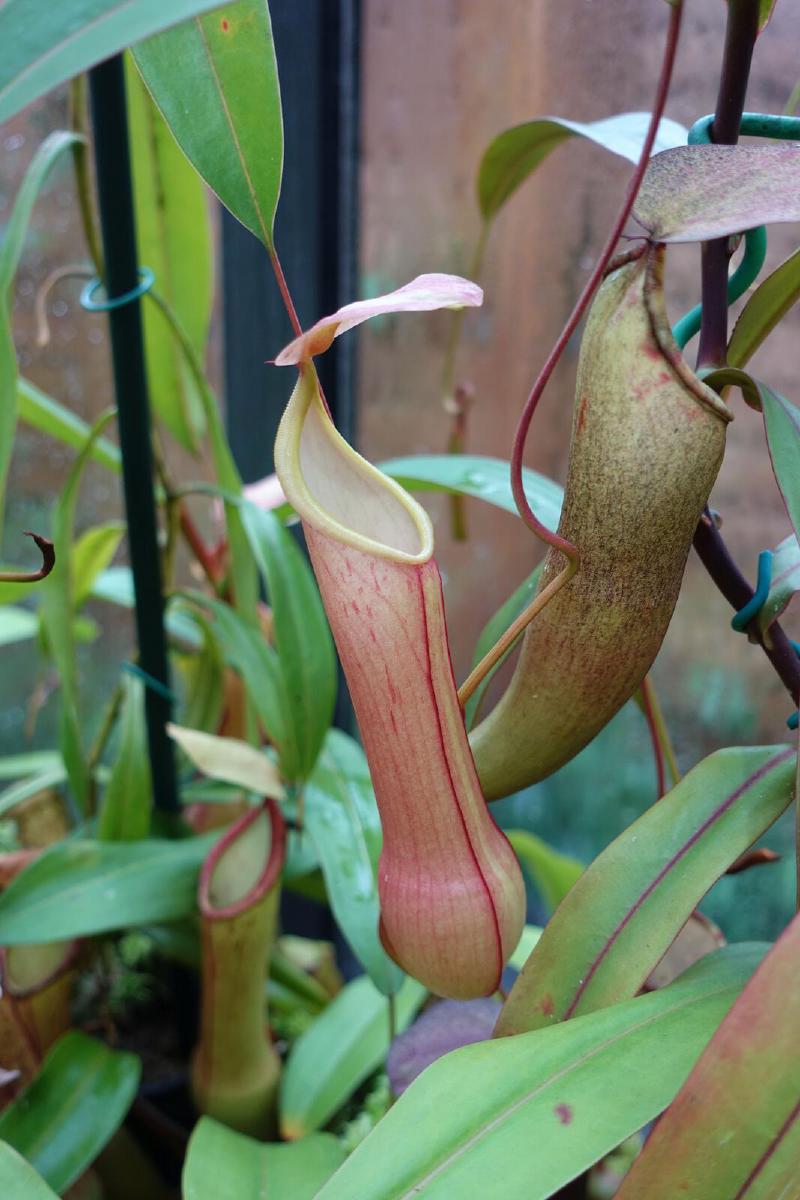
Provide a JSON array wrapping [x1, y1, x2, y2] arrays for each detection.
[[88, 54, 179, 814]]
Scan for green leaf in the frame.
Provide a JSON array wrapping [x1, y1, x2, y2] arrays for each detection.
[[756, 533, 800, 637], [305, 730, 404, 995], [0, 1032, 140, 1194], [125, 53, 211, 451], [174, 622, 225, 734], [464, 565, 542, 729], [71, 521, 125, 608], [17, 377, 122, 472], [315, 947, 766, 1200], [760, 386, 800, 540], [634, 145, 800, 243], [98, 675, 153, 840], [280, 974, 426, 1140], [496, 745, 794, 1037], [0, 132, 80, 532], [380, 454, 563, 527], [616, 914, 800, 1199], [509, 924, 543, 971], [98, 569, 203, 647], [478, 113, 687, 222], [183, 1118, 346, 1200], [0, 767, 66, 822], [39, 411, 116, 813], [728, 247, 800, 370], [507, 830, 584, 915], [0, 751, 62, 781], [0, 0, 233, 122], [0, 606, 39, 647], [178, 592, 288, 757], [0, 1143, 58, 1199], [0, 831, 217, 943], [240, 502, 336, 780], [134, 0, 283, 250]]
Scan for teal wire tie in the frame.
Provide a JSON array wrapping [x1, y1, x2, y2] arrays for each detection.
[[80, 266, 155, 313], [731, 550, 773, 632], [122, 660, 174, 703]]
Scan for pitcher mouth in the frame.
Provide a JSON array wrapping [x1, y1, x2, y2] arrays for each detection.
[[275, 366, 433, 564]]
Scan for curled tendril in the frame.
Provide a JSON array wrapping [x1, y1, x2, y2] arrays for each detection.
[[0, 532, 56, 584]]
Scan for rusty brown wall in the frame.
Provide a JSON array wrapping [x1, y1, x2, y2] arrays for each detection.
[[357, 0, 800, 758]]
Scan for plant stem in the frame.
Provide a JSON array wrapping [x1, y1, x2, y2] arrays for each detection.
[[268, 247, 304, 338], [509, 0, 683, 556], [693, 515, 800, 703], [696, 0, 760, 368], [691, 0, 800, 724]]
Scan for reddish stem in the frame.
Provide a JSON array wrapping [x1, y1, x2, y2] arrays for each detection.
[[268, 247, 304, 338], [179, 507, 224, 587], [510, 0, 683, 552], [639, 679, 667, 800]]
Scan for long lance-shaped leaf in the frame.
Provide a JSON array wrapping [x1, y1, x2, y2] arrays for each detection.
[[381, 454, 563, 526], [616, 913, 800, 1199], [133, 0, 282, 251], [40, 410, 116, 813], [183, 1118, 346, 1200], [495, 745, 794, 1038], [125, 53, 212, 451], [315, 946, 766, 1200], [478, 112, 687, 222], [0, 833, 218, 944], [304, 730, 405, 995], [281, 973, 426, 1140], [0, 0, 234, 123], [0, 132, 80, 533], [274, 366, 525, 999], [728, 247, 800, 370], [0, 1144, 57, 1199], [634, 144, 800, 243], [470, 244, 730, 799], [239, 500, 336, 781], [17, 378, 122, 471], [0, 1031, 140, 1194], [98, 675, 153, 841], [704, 366, 800, 547]]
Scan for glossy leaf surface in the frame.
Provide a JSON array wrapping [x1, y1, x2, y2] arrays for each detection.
[[382, 454, 562, 527], [280, 974, 426, 1139], [634, 145, 800, 242], [317, 948, 765, 1200], [478, 112, 686, 221], [125, 53, 212, 450], [240, 502, 336, 780], [0, 1032, 139, 1194], [0, 832, 217, 943], [0, 0, 231, 121], [617, 914, 800, 1199], [134, 0, 282, 249], [184, 1118, 345, 1200], [304, 730, 404, 995], [496, 746, 794, 1037]]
